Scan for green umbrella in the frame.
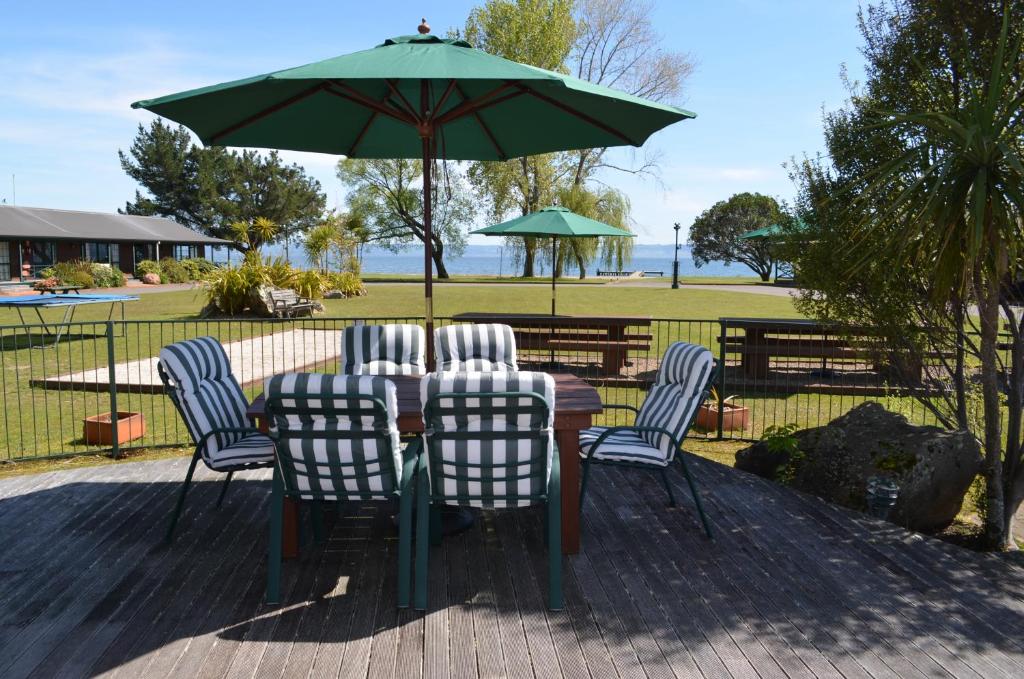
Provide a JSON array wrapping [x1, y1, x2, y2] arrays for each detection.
[[472, 206, 635, 315], [739, 219, 810, 240], [131, 21, 694, 355]]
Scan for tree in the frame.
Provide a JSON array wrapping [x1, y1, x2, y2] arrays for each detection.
[[464, 0, 577, 277], [120, 121, 326, 253], [336, 159, 475, 279], [304, 213, 362, 273], [688, 193, 787, 281], [463, 0, 692, 277], [787, 0, 1024, 548], [555, 183, 633, 278], [567, 0, 696, 184]]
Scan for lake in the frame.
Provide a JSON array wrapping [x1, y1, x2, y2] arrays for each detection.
[[218, 243, 746, 278]]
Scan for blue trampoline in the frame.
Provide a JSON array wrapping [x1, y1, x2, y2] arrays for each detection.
[[0, 294, 140, 347]]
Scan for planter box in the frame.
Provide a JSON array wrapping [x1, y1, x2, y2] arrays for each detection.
[[83, 411, 146, 446], [695, 403, 750, 432]]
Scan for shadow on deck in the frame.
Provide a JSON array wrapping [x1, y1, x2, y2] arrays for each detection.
[[1, 456, 1023, 678]]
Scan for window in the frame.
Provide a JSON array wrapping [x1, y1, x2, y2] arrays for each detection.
[[25, 241, 55, 278], [173, 244, 197, 260], [0, 242, 9, 280], [82, 242, 120, 268]]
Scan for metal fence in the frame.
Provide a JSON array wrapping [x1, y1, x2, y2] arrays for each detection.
[[0, 316, 954, 461]]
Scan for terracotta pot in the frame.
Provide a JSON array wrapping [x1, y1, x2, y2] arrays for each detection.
[[83, 411, 146, 446], [695, 403, 750, 432]]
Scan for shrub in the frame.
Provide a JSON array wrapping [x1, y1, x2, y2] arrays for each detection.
[[135, 259, 162, 279], [325, 271, 366, 298], [292, 269, 327, 300], [49, 260, 95, 289], [90, 263, 126, 288], [179, 257, 216, 280], [159, 257, 189, 284]]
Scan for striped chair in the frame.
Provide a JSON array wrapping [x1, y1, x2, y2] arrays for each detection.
[[339, 323, 426, 375], [158, 337, 275, 541], [264, 372, 417, 607], [578, 342, 715, 537], [415, 371, 561, 610], [434, 323, 518, 372]]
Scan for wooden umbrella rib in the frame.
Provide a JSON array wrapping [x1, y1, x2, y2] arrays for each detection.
[[515, 84, 638, 146], [210, 83, 326, 143], [384, 79, 420, 121], [326, 82, 418, 125], [432, 81, 518, 126], [454, 84, 507, 161], [347, 111, 378, 156], [430, 80, 458, 121]]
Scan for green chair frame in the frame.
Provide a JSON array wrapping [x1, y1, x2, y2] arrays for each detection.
[[415, 390, 562, 611], [158, 361, 272, 543], [579, 363, 719, 539], [265, 392, 417, 607]]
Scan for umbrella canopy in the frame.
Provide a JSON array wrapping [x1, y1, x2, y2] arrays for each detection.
[[131, 24, 695, 360], [472, 206, 635, 314], [739, 219, 810, 240]]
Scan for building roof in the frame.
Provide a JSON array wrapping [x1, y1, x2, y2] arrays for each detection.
[[0, 206, 229, 245]]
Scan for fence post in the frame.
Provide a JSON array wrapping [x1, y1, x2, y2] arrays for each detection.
[[717, 319, 727, 440], [106, 321, 120, 459]]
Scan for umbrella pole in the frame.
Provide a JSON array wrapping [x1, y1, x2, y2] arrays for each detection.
[[421, 85, 435, 371], [551, 236, 557, 315]]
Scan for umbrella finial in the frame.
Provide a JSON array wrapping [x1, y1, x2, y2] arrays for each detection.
[[418, 18, 430, 34]]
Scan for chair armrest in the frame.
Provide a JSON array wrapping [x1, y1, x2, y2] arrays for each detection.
[[196, 426, 266, 453], [602, 403, 639, 415], [586, 424, 682, 460]]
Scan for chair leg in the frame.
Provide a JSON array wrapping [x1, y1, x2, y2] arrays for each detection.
[[310, 500, 325, 544], [397, 446, 418, 609], [659, 467, 677, 507], [677, 453, 713, 539], [165, 448, 201, 543], [267, 467, 284, 604], [216, 471, 233, 509], [429, 505, 443, 546], [548, 449, 563, 611], [579, 455, 593, 511], [414, 462, 431, 611]]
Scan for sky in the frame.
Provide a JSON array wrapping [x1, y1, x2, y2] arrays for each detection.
[[0, 0, 866, 245]]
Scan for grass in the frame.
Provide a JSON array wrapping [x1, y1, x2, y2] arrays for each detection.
[[2, 282, 942, 467]]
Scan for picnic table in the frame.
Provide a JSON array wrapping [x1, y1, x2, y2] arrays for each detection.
[[36, 285, 84, 295], [719, 317, 945, 379], [247, 372, 602, 556], [453, 312, 653, 375]]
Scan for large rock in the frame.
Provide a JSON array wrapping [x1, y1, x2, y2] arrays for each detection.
[[736, 402, 982, 531]]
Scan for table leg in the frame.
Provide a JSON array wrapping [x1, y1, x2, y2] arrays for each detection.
[[282, 497, 299, 559], [556, 427, 581, 554]]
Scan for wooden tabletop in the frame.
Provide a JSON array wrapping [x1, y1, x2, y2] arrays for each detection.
[[247, 372, 603, 431], [453, 312, 651, 328]]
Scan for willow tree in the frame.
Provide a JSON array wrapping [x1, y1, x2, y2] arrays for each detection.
[[796, 0, 1024, 548], [555, 184, 633, 278]]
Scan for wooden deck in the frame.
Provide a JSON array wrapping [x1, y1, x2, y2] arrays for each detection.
[[2, 455, 1024, 678]]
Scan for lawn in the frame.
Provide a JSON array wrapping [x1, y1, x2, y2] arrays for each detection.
[[0, 282, 936, 469]]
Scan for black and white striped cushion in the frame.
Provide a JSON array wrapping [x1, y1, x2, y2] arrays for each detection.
[[420, 371, 554, 508], [656, 341, 714, 393], [264, 372, 402, 501], [340, 323, 426, 375], [159, 337, 274, 470], [579, 426, 670, 466], [434, 323, 518, 372]]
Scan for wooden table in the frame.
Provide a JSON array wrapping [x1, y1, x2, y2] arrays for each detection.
[[453, 312, 653, 375], [247, 372, 602, 555]]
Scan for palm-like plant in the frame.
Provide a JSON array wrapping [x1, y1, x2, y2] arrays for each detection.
[[839, 11, 1024, 547]]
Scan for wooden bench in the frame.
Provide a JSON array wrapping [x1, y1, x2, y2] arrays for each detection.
[[718, 318, 952, 379], [453, 313, 653, 375], [268, 288, 316, 318]]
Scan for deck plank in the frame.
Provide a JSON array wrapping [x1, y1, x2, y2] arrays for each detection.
[[1, 456, 1023, 679]]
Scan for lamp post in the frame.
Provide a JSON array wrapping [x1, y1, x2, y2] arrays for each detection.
[[672, 222, 681, 289]]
